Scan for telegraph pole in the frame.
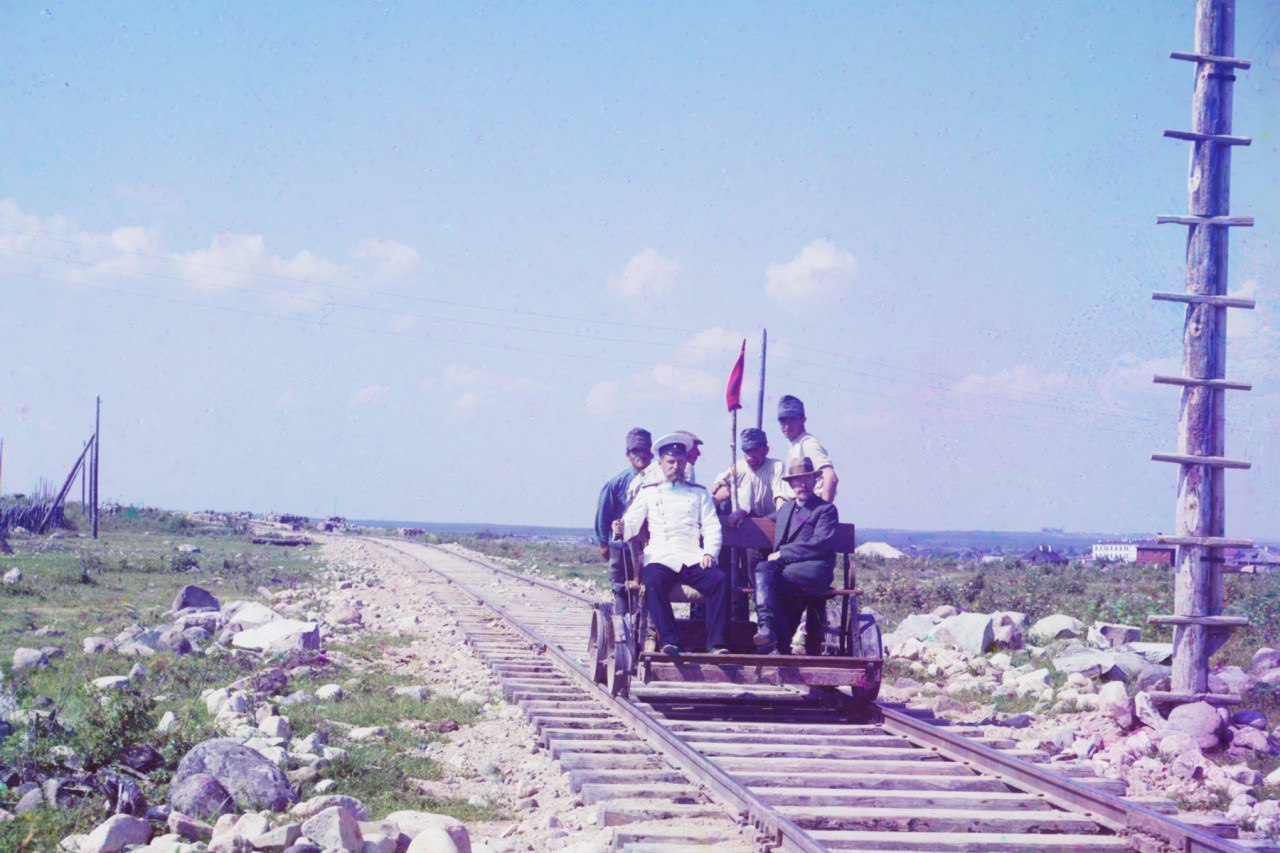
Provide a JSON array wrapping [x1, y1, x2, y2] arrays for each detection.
[[92, 396, 101, 539], [1147, 0, 1254, 707]]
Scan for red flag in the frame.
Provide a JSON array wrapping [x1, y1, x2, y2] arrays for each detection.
[[725, 340, 746, 412]]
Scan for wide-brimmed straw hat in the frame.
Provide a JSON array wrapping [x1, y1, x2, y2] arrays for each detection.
[[781, 457, 820, 481]]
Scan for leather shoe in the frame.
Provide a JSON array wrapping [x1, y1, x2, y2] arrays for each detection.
[[661, 643, 682, 656], [753, 625, 776, 647]]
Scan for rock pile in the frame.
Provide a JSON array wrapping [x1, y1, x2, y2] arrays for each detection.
[[881, 607, 1280, 836]]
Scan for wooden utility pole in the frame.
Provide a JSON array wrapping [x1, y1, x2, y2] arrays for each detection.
[[92, 395, 101, 539], [1147, 0, 1255, 707]]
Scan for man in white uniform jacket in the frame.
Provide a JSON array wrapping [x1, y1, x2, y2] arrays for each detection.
[[613, 433, 729, 656]]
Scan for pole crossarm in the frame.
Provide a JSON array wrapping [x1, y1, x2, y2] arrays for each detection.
[[1169, 50, 1251, 68], [1152, 291, 1255, 309], [1155, 214, 1253, 226], [1153, 375, 1251, 391], [1151, 452, 1251, 470], [1163, 129, 1251, 145]]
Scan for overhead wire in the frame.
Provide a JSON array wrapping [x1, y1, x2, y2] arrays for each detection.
[[5, 242, 1178, 426]]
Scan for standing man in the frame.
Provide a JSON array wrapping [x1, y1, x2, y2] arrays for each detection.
[[594, 428, 652, 614], [753, 457, 839, 655], [613, 434, 728, 656], [711, 427, 785, 519], [776, 395, 838, 503]]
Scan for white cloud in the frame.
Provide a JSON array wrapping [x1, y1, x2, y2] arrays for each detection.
[[349, 383, 389, 407], [584, 326, 745, 418], [353, 238, 421, 283], [423, 362, 546, 413], [765, 238, 858, 305], [1228, 279, 1280, 381], [952, 364, 1074, 399], [0, 198, 422, 315], [608, 248, 681, 302]]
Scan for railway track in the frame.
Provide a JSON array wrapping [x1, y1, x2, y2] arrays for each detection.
[[361, 536, 1244, 852]]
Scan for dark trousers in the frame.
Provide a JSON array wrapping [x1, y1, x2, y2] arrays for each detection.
[[642, 562, 728, 650], [754, 559, 834, 654], [607, 547, 629, 613]]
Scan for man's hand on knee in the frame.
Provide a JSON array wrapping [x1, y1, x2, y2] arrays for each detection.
[[700, 554, 716, 569]]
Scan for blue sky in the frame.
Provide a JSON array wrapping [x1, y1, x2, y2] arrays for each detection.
[[2, 2, 1278, 535]]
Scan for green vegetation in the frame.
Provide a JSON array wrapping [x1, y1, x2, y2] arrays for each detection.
[[0, 509, 495, 849]]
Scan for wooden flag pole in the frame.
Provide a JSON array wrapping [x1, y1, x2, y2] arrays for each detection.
[[729, 408, 739, 514], [756, 329, 767, 431]]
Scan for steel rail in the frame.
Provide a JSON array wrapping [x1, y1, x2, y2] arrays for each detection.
[[367, 537, 826, 852], [367, 536, 1246, 853], [877, 705, 1242, 852]]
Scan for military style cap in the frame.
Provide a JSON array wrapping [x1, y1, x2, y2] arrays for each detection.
[[625, 427, 652, 453], [740, 427, 767, 451], [653, 433, 691, 457], [777, 394, 805, 419]]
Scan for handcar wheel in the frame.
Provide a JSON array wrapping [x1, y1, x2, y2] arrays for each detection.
[[847, 612, 883, 659], [589, 604, 612, 685], [607, 611, 634, 697]]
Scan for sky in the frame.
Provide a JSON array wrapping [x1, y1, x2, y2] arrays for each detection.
[[2, 1, 1278, 536]]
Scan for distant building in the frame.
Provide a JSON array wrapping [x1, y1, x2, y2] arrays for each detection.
[[1229, 547, 1280, 574], [1136, 545, 1175, 566], [1022, 545, 1068, 565], [1092, 540, 1175, 565], [1093, 542, 1138, 562]]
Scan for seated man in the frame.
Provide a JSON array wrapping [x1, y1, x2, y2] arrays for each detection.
[[712, 427, 784, 619], [753, 457, 839, 655], [613, 433, 728, 656]]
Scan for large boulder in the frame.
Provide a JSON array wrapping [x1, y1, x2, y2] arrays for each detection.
[[1163, 701, 1225, 750], [169, 773, 235, 821], [1029, 614, 1085, 643], [893, 614, 941, 641], [1119, 642, 1174, 665], [231, 620, 320, 655], [223, 602, 280, 632], [171, 585, 219, 613], [1251, 647, 1280, 674], [1098, 681, 1133, 729], [1052, 649, 1126, 682], [301, 806, 362, 851], [926, 613, 994, 658], [171, 739, 295, 813], [1089, 622, 1141, 649], [81, 814, 151, 853]]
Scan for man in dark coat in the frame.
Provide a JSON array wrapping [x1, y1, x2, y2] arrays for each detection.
[[594, 428, 653, 613], [753, 457, 838, 654]]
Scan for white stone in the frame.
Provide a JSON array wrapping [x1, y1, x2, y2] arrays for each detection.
[[1028, 614, 1085, 643], [926, 613, 994, 658], [348, 726, 384, 741], [405, 828, 461, 853], [1098, 681, 1133, 729], [158, 711, 178, 733], [90, 675, 132, 691], [82, 814, 151, 853], [259, 716, 291, 739], [223, 601, 281, 631], [231, 619, 320, 654], [315, 683, 344, 701], [12, 648, 50, 671], [2, 568, 22, 585], [1251, 647, 1280, 674]]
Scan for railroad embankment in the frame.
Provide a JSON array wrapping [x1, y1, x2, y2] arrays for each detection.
[[0, 514, 635, 852]]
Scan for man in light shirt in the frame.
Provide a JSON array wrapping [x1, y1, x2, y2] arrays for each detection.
[[711, 427, 785, 519], [613, 433, 728, 657], [776, 395, 838, 503]]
